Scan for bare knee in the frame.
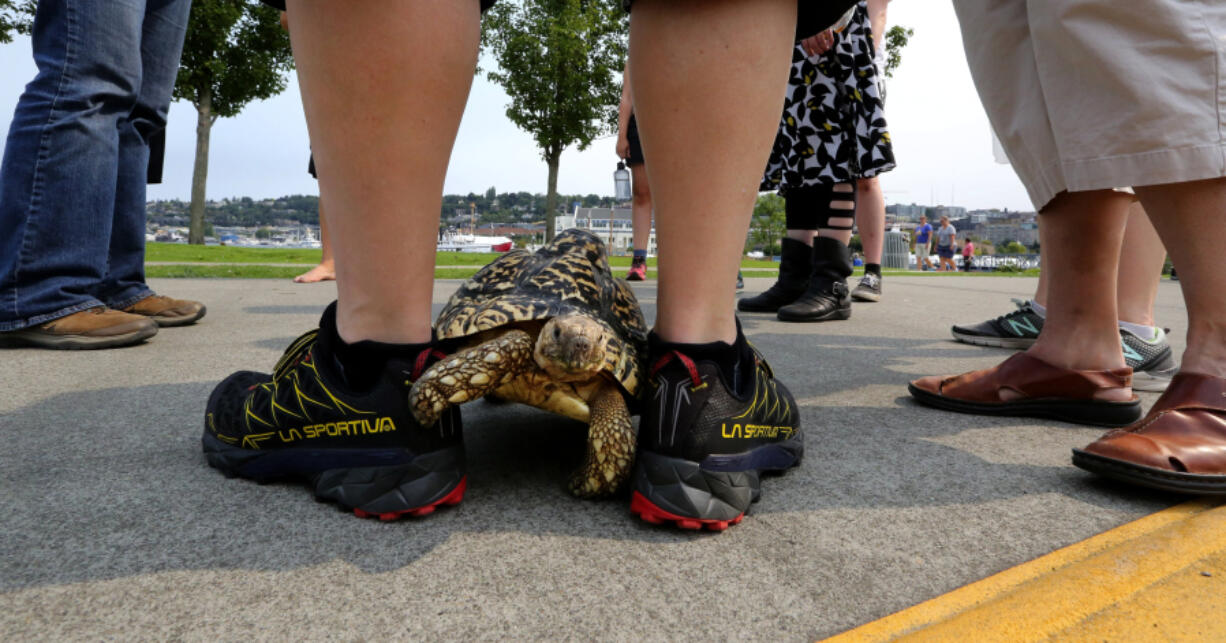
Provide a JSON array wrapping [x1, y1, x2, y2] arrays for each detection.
[[632, 176, 651, 206]]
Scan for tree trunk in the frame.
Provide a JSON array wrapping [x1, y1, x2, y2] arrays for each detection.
[[544, 150, 560, 242], [188, 87, 213, 245]]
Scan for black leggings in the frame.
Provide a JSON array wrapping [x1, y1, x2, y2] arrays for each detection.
[[784, 182, 858, 231]]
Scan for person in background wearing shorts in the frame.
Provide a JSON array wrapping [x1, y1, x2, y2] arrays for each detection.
[[616, 61, 651, 282], [960, 236, 974, 271], [935, 215, 956, 271], [913, 214, 933, 270], [911, 1, 1226, 496]]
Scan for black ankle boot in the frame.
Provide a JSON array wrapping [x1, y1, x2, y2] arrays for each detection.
[[738, 238, 813, 312], [777, 237, 853, 322]]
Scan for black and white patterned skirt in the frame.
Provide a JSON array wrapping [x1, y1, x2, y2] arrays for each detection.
[[761, 2, 895, 192]]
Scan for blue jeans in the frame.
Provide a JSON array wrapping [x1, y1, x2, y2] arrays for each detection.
[[0, 0, 191, 331]]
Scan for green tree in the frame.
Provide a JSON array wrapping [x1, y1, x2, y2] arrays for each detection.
[[0, 0, 33, 44], [174, 0, 293, 244], [748, 194, 786, 257], [999, 240, 1028, 254], [482, 0, 626, 241], [883, 25, 913, 78], [255, 226, 273, 240]]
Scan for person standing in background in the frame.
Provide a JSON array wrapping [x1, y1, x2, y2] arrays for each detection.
[[0, 0, 205, 350], [935, 215, 957, 271], [913, 215, 933, 270], [960, 236, 974, 271], [741, 1, 895, 322]]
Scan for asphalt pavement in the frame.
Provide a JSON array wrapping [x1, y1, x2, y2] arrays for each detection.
[[0, 275, 1191, 640]]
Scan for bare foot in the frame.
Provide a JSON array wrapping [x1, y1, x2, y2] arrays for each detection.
[[293, 263, 336, 283]]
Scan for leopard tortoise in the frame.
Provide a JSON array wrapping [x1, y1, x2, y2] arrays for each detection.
[[409, 229, 647, 497]]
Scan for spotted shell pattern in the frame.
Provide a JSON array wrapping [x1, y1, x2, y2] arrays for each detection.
[[434, 229, 648, 396]]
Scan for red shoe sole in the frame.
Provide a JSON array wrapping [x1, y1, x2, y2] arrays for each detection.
[[352, 477, 467, 521], [630, 491, 744, 532]]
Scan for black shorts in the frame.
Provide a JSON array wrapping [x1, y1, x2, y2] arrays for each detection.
[[625, 114, 645, 167], [308, 153, 316, 179], [623, 0, 857, 41]]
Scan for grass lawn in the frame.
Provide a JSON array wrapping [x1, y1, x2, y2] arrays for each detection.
[[145, 243, 1036, 279]]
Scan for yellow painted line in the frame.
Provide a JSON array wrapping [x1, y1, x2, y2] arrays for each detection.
[[825, 498, 1226, 642]]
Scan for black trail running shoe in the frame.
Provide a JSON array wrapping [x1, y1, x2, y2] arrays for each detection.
[[631, 344, 803, 531], [951, 298, 1043, 349], [203, 320, 464, 520]]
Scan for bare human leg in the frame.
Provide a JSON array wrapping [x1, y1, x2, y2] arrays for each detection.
[[294, 200, 336, 283], [911, 190, 1139, 424], [1024, 190, 1132, 399], [1135, 178, 1226, 378], [629, 163, 651, 254], [855, 176, 884, 264], [631, 0, 797, 344], [1114, 201, 1166, 326], [1075, 179, 1226, 490], [203, 0, 482, 522], [1033, 201, 1162, 326], [285, 0, 480, 343], [629, 0, 805, 531]]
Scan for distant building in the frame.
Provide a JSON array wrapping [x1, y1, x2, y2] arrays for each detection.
[[930, 205, 967, 220], [886, 203, 927, 220], [981, 221, 1038, 246], [555, 206, 656, 255]]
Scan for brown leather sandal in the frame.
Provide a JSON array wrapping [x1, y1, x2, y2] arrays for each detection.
[[1073, 373, 1226, 494], [908, 352, 1141, 427]]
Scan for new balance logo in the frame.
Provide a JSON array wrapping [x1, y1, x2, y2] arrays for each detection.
[[1006, 316, 1039, 337]]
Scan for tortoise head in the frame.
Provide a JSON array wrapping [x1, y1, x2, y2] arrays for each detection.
[[535, 314, 609, 382]]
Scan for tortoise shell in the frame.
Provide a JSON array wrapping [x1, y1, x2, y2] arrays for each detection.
[[434, 228, 648, 395]]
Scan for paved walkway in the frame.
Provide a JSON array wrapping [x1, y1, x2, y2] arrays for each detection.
[[0, 276, 1206, 640]]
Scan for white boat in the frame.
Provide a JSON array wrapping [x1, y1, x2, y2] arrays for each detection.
[[295, 226, 322, 249], [437, 233, 513, 253]]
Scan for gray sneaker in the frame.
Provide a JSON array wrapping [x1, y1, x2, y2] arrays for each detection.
[[951, 299, 1042, 349], [1121, 326, 1179, 392], [851, 272, 881, 302]]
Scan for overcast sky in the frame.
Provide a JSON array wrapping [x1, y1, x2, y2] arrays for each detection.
[[0, 1, 1034, 212]]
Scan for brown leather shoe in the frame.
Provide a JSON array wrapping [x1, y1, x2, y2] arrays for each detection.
[[908, 352, 1142, 427], [1, 307, 157, 349], [1073, 373, 1226, 494], [122, 294, 206, 327]]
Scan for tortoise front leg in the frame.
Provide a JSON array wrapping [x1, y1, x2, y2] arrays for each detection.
[[410, 329, 535, 426], [569, 382, 635, 498]]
